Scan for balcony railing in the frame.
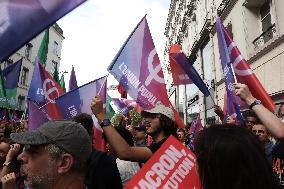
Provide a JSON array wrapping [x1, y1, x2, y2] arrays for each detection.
[[252, 24, 276, 49], [217, 0, 231, 16]]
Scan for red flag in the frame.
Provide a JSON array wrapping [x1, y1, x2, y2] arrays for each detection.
[[92, 120, 106, 152], [28, 61, 64, 119], [221, 22, 275, 112], [117, 84, 127, 98], [169, 45, 192, 85]]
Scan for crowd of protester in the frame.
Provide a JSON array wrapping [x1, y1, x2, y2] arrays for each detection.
[[0, 83, 283, 188]]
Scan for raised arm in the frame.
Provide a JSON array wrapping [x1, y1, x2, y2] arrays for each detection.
[[91, 96, 152, 162], [234, 83, 284, 139]]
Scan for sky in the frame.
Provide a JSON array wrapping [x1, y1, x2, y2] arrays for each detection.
[[58, 0, 171, 97]]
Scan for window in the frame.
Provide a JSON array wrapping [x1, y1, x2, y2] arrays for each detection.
[[52, 60, 58, 73], [260, 0, 274, 43], [18, 95, 25, 110], [201, 39, 215, 123], [53, 41, 59, 56], [226, 22, 233, 39], [4, 59, 13, 68], [201, 39, 213, 88], [25, 43, 33, 60], [20, 67, 29, 86]]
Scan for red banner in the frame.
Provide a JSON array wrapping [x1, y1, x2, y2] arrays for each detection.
[[125, 136, 201, 189]]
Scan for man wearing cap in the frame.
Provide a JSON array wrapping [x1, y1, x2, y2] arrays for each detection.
[[133, 123, 147, 147], [10, 120, 92, 189], [91, 96, 177, 163]]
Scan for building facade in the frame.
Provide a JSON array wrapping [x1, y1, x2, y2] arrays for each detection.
[[164, 0, 284, 125], [1, 23, 64, 111]]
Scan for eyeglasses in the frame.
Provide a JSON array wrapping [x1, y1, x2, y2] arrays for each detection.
[[252, 129, 265, 134]]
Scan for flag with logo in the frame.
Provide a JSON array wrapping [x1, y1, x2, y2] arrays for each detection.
[[28, 61, 64, 119], [108, 16, 185, 128], [69, 66, 78, 91], [0, 0, 87, 62], [43, 76, 107, 151], [216, 17, 275, 112], [216, 17, 245, 125], [0, 59, 22, 109]]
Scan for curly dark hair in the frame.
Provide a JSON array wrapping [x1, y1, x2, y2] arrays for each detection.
[[141, 111, 178, 138], [72, 113, 93, 137], [159, 114, 178, 138]]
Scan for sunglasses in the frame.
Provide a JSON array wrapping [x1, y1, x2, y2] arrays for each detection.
[[252, 130, 265, 134]]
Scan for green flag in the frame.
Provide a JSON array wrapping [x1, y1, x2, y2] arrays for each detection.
[[37, 29, 49, 65], [106, 94, 115, 119], [53, 61, 60, 83], [0, 67, 7, 108], [59, 74, 66, 92], [0, 60, 22, 110]]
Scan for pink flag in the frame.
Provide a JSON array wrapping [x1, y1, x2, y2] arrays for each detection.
[[219, 18, 275, 112], [108, 16, 185, 128]]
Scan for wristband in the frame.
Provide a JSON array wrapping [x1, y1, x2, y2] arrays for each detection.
[[99, 119, 111, 128], [249, 99, 262, 110]]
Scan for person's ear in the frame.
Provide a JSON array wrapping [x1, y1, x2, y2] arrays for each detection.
[[57, 153, 74, 174]]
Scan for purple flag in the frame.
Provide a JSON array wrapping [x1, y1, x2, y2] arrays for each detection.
[[216, 17, 245, 125], [69, 65, 78, 91], [3, 58, 22, 89], [46, 76, 107, 120], [28, 100, 49, 131], [107, 16, 171, 110], [0, 0, 87, 61], [112, 98, 137, 115], [27, 61, 64, 106], [188, 115, 203, 150], [170, 53, 210, 96], [107, 16, 185, 128]]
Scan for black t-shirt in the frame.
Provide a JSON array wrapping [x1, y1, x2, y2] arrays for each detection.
[[85, 150, 122, 189], [272, 140, 284, 188], [147, 137, 168, 154]]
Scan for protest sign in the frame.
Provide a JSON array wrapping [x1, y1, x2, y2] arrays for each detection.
[[125, 136, 201, 189]]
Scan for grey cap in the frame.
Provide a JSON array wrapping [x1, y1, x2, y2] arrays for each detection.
[[142, 104, 175, 121], [11, 120, 92, 162]]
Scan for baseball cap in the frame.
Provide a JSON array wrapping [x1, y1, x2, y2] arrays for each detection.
[[10, 120, 92, 162], [133, 124, 146, 132], [142, 104, 175, 121]]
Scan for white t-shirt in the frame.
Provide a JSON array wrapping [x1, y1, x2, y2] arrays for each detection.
[[116, 158, 140, 186]]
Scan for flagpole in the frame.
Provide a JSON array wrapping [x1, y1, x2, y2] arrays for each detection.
[[230, 63, 238, 83], [209, 94, 216, 105], [97, 74, 109, 96]]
